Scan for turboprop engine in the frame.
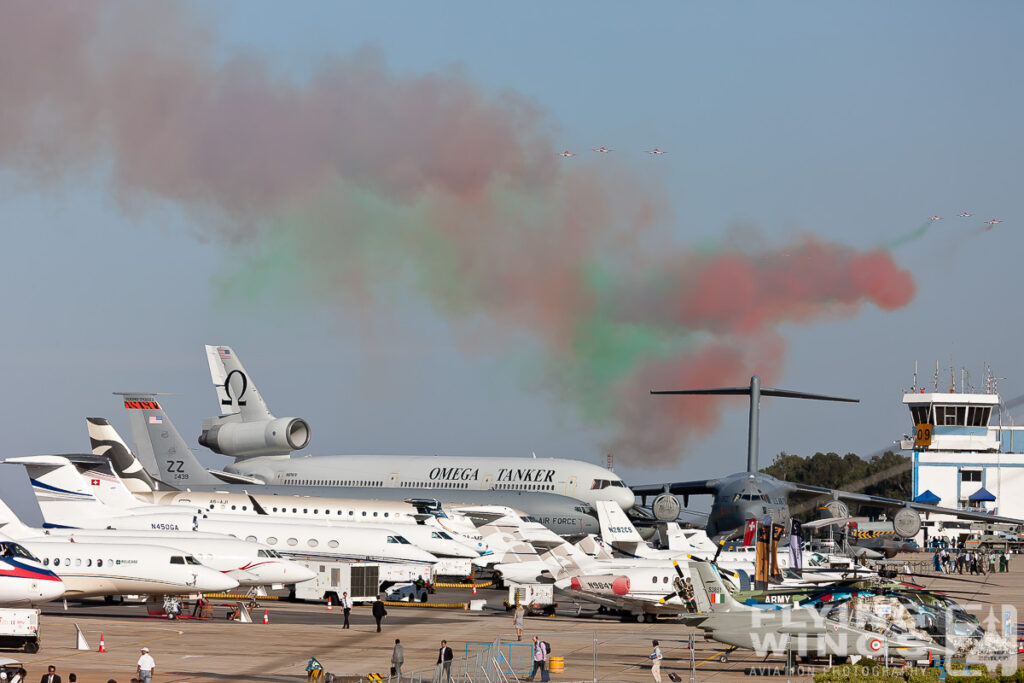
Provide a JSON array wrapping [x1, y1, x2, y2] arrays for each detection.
[[199, 417, 310, 457]]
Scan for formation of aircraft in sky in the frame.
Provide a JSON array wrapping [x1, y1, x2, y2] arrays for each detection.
[[558, 147, 668, 156]]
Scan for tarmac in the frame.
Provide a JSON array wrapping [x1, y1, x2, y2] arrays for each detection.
[[4, 554, 1021, 683]]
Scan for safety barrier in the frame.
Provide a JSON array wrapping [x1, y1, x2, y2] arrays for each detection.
[[381, 600, 466, 609], [201, 593, 281, 601], [433, 580, 495, 589]]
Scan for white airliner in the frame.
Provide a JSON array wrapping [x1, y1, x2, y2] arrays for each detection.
[[0, 498, 313, 588], [179, 345, 633, 511], [12, 456, 441, 573], [0, 538, 66, 605]]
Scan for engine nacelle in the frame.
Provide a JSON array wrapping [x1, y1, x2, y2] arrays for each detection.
[[892, 507, 921, 539], [199, 417, 310, 457], [652, 494, 682, 522]]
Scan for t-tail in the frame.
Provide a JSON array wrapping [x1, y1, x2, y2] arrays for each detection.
[[652, 376, 857, 473], [681, 559, 744, 614], [595, 500, 647, 557], [117, 393, 225, 487], [3, 455, 106, 527], [199, 345, 310, 459]]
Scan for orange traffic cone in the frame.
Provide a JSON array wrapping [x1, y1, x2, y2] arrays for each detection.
[[263, 609, 269, 625], [326, 596, 333, 611], [1017, 637, 1022, 654], [97, 634, 107, 653], [471, 580, 477, 596]]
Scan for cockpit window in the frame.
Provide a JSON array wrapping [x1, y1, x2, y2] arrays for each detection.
[[609, 481, 626, 488], [170, 556, 185, 565], [590, 479, 609, 490], [185, 556, 200, 565], [387, 536, 412, 545], [0, 542, 40, 562]]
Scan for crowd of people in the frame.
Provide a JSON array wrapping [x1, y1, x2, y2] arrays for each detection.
[[931, 547, 1010, 574]]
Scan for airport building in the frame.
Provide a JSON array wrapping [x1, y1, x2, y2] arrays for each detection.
[[901, 379, 1024, 542]]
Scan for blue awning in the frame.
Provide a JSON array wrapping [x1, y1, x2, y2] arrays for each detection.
[[968, 487, 996, 502], [914, 489, 941, 504]]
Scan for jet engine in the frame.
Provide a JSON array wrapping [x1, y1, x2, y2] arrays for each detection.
[[198, 417, 310, 457], [891, 507, 921, 539], [652, 494, 682, 522]]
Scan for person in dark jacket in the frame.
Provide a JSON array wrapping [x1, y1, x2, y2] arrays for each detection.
[[437, 640, 454, 683], [372, 595, 388, 632]]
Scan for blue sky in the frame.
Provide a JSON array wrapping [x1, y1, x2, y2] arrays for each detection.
[[1, 2, 1022, 523]]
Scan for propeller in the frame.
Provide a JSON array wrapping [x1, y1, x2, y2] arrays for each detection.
[[658, 560, 690, 604]]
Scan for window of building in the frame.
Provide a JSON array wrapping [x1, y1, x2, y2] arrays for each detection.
[[960, 469, 982, 482]]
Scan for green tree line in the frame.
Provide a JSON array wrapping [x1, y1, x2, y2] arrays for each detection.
[[761, 450, 911, 502]]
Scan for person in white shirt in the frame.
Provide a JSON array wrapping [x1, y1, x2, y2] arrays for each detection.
[[342, 591, 353, 629], [137, 646, 156, 682], [650, 640, 663, 682]]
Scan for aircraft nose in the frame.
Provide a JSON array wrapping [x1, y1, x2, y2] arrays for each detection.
[[612, 575, 631, 596], [282, 562, 316, 583], [38, 577, 66, 603]]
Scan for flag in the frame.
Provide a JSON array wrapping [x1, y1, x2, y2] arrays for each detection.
[[218, 348, 232, 360], [743, 518, 757, 546], [148, 415, 163, 424]]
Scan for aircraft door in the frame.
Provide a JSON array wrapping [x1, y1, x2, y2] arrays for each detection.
[[483, 473, 494, 490], [387, 472, 399, 488], [566, 475, 577, 497]]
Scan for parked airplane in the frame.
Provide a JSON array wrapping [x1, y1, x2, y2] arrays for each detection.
[[0, 530, 237, 599], [186, 345, 632, 511], [104, 400, 602, 537], [632, 376, 1024, 539], [12, 456, 441, 572], [0, 497, 313, 588], [0, 538, 65, 605]]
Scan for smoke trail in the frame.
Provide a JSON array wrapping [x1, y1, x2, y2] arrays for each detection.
[[884, 220, 938, 249], [0, 2, 916, 462]]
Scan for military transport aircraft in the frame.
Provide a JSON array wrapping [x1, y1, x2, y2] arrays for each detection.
[[632, 377, 1024, 542]]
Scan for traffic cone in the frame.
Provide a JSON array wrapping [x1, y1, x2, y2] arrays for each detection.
[[326, 596, 333, 611], [97, 633, 107, 653], [263, 609, 269, 625], [1017, 637, 1022, 654], [471, 581, 477, 596]]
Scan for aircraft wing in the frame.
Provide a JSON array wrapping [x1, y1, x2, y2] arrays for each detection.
[[791, 484, 1024, 526], [631, 480, 717, 498], [553, 587, 688, 615]]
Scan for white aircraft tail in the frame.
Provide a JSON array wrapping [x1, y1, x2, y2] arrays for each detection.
[[3, 455, 108, 527], [595, 500, 648, 557], [205, 345, 274, 421], [0, 498, 35, 540], [87, 417, 161, 493]]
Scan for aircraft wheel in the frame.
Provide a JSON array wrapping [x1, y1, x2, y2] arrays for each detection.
[[718, 653, 728, 663]]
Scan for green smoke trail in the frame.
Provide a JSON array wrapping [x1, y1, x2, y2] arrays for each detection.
[[884, 220, 937, 249]]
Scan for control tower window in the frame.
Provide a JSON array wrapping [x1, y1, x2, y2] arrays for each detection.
[[966, 407, 991, 426], [910, 406, 932, 426], [935, 406, 965, 426]]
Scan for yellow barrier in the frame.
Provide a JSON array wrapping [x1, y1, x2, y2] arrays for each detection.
[[432, 580, 495, 589], [549, 656, 564, 673], [381, 600, 466, 609], [200, 593, 281, 601]]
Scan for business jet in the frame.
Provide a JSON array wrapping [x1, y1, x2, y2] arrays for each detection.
[[0, 538, 65, 605], [11, 456, 441, 576], [187, 345, 632, 510], [0, 498, 313, 588]]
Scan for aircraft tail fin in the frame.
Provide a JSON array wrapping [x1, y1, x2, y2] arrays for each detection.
[[205, 345, 274, 421], [87, 418, 165, 493], [685, 559, 743, 613], [595, 500, 647, 556], [0, 498, 35, 539], [118, 393, 223, 487], [3, 455, 106, 527]]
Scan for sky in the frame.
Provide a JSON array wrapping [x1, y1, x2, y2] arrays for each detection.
[[1, 2, 1022, 525]]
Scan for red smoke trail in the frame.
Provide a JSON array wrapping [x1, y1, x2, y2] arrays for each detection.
[[0, 2, 917, 462]]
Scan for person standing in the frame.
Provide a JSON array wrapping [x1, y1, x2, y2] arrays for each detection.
[[436, 640, 454, 683], [137, 647, 156, 682], [650, 640, 663, 683], [342, 591, 353, 629], [513, 603, 525, 641], [39, 666, 61, 683], [391, 638, 404, 682], [372, 595, 388, 632], [526, 636, 547, 681]]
